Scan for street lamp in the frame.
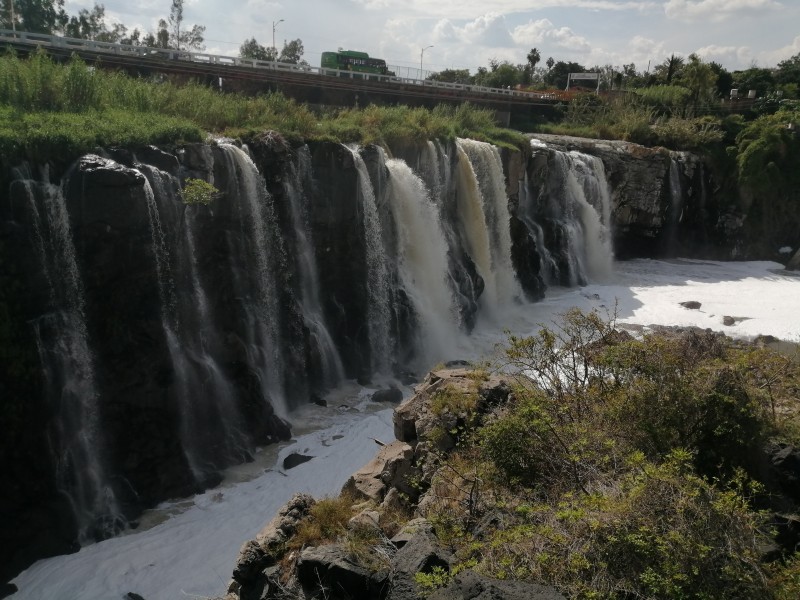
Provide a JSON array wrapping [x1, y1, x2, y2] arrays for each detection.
[[272, 19, 284, 52], [420, 45, 433, 76]]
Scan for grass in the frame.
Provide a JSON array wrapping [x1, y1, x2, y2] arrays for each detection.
[[0, 50, 527, 161]]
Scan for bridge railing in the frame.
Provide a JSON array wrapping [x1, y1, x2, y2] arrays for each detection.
[[0, 28, 568, 103]]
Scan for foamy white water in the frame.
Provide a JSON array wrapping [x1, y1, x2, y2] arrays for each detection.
[[11, 258, 800, 599]]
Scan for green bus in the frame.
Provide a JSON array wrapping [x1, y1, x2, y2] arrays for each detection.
[[320, 50, 393, 79]]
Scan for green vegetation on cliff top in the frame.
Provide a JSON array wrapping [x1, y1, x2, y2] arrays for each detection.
[[0, 50, 524, 162]]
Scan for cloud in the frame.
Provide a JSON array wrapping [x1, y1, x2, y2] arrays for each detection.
[[512, 18, 591, 52], [664, 0, 781, 22], [758, 35, 800, 66], [428, 13, 514, 47], [351, 0, 391, 8]]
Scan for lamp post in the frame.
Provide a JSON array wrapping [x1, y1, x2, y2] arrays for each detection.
[[272, 19, 284, 52], [420, 45, 433, 77]]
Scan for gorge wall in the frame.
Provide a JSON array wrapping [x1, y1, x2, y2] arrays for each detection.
[[0, 133, 791, 584]]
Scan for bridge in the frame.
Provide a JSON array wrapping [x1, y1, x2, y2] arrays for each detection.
[[0, 29, 568, 126]]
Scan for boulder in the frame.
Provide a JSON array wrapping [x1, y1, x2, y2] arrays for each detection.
[[680, 301, 702, 310], [255, 493, 316, 553], [372, 387, 405, 404], [428, 570, 565, 600], [283, 453, 314, 470], [297, 544, 389, 600], [341, 441, 417, 502], [393, 369, 511, 446], [787, 248, 800, 271], [387, 519, 452, 600]]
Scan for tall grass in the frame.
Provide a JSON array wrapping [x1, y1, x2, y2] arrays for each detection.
[[0, 50, 525, 160]]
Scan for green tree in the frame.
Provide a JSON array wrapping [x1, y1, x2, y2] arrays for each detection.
[[732, 67, 776, 97], [427, 68, 472, 84], [239, 37, 276, 61], [678, 53, 718, 112], [165, 0, 205, 51], [62, 4, 106, 39], [474, 59, 523, 88], [708, 61, 734, 97], [655, 53, 685, 84], [545, 60, 586, 89], [279, 38, 306, 65], [776, 53, 800, 87], [15, 0, 67, 34]]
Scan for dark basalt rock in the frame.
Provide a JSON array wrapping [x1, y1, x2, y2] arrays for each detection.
[[283, 453, 314, 470], [428, 571, 565, 600]]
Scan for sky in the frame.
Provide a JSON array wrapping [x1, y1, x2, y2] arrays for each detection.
[[61, 0, 800, 77]]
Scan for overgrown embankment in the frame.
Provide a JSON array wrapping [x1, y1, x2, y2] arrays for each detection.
[[0, 50, 525, 164]]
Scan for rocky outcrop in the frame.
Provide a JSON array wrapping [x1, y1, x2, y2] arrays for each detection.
[[220, 369, 553, 600]]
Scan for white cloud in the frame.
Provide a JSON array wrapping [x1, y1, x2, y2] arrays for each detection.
[[351, 0, 391, 8], [664, 0, 781, 22], [512, 18, 591, 52], [427, 13, 514, 47]]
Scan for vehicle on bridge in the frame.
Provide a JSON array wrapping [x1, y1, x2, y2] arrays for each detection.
[[320, 50, 394, 80]]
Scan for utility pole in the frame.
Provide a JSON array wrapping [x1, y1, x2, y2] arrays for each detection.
[[420, 45, 433, 77], [9, 0, 15, 32], [272, 19, 283, 53]]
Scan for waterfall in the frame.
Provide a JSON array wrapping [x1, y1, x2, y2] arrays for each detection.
[[385, 158, 460, 367], [457, 139, 522, 306], [348, 146, 392, 375], [217, 143, 288, 413], [453, 143, 498, 312], [138, 163, 248, 479], [523, 140, 614, 285], [285, 147, 345, 388], [22, 174, 122, 542]]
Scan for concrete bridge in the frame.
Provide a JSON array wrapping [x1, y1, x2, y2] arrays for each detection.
[[0, 29, 565, 126]]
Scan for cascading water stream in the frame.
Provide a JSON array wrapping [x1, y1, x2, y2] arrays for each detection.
[[524, 140, 614, 285], [458, 139, 523, 307], [348, 146, 392, 375], [567, 151, 614, 280], [21, 172, 122, 542], [217, 143, 288, 414], [285, 147, 345, 388], [384, 158, 460, 367], [139, 164, 248, 479], [453, 142, 500, 314]]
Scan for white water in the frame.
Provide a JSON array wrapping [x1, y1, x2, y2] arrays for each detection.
[[349, 146, 393, 375], [454, 143, 499, 313], [23, 178, 122, 542], [285, 147, 345, 387], [385, 158, 461, 367], [218, 144, 287, 414], [12, 258, 800, 600], [458, 139, 523, 305]]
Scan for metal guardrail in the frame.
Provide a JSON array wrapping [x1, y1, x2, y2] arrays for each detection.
[[0, 28, 571, 103]]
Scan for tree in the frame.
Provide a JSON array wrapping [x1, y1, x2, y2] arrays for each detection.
[[678, 54, 718, 111], [546, 56, 555, 70], [62, 4, 106, 39], [708, 61, 733, 97], [15, 0, 67, 34], [527, 47, 540, 71], [776, 53, 800, 87], [279, 38, 306, 65], [427, 68, 472, 84], [166, 0, 205, 51], [655, 54, 685, 84], [474, 59, 523, 88], [239, 37, 276, 61], [545, 60, 586, 89]]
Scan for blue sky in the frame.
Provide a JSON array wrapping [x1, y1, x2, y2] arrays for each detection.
[[65, 0, 800, 75]]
